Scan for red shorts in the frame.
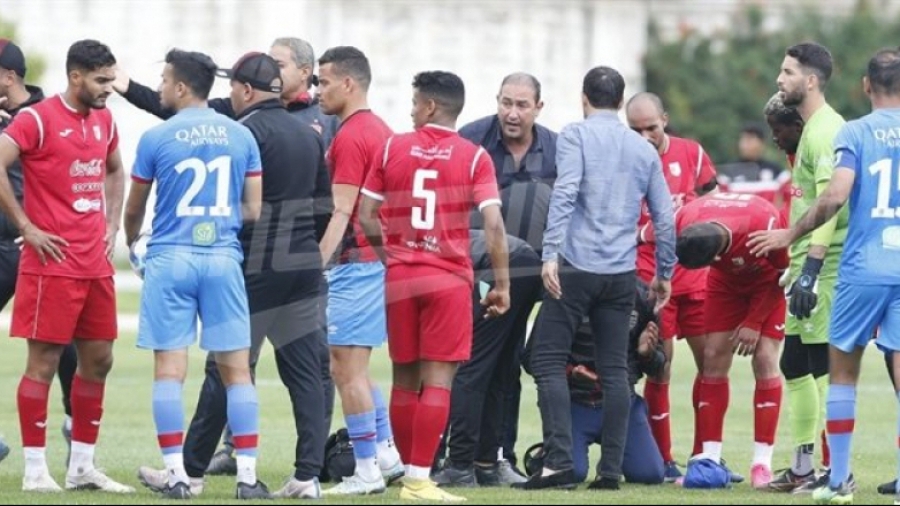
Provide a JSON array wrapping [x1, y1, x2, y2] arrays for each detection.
[[11, 274, 117, 344], [385, 265, 473, 364], [660, 291, 706, 340], [704, 277, 785, 340]]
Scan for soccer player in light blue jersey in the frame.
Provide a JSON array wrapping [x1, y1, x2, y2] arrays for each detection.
[[749, 47, 900, 505], [122, 49, 267, 500]]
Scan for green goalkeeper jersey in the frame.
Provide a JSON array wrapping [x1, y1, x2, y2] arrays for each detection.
[[789, 103, 849, 268]]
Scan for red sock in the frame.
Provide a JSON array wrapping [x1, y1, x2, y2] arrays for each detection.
[[692, 375, 702, 456], [697, 376, 729, 451], [644, 380, 673, 462], [410, 386, 451, 468], [71, 375, 106, 445], [753, 377, 782, 446], [18, 376, 51, 448], [390, 386, 419, 464], [821, 429, 831, 468]]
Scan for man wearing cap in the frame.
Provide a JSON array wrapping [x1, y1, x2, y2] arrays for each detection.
[[134, 52, 332, 499]]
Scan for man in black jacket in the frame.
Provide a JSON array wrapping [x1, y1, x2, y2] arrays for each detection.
[[433, 232, 541, 487], [0, 38, 78, 464], [130, 52, 331, 499], [522, 279, 667, 487]]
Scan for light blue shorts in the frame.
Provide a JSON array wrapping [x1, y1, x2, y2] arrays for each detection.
[[137, 251, 250, 352], [326, 261, 386, 347], [830, 282, 900, 353]]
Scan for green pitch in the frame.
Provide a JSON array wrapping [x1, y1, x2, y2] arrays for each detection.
[[0, 300, 896, 504]]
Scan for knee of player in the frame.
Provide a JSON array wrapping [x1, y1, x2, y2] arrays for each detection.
[[82, 350, 115, 380], [751, 346, 781, 376]]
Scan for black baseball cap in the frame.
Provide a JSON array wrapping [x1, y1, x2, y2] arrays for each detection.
[[0, 39, 26, 78], [216, 52, 282, 93]]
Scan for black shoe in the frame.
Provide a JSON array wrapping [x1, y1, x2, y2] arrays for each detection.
[[236, 480, 272, 500], [510, 469, 578, 491], [432, 462, 477, 488], [587, 476, 620, 491], [206, 448, 237, 476], [474, 463, 500, 487], [878, 479, 896, 495], [160, 481, 192, 500]]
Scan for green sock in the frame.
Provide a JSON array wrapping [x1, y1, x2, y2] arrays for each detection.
[[816, 374, 829, 467], [787, 374, 819, 447]]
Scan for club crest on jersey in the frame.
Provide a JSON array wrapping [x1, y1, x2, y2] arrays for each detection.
[[668, 162, 682, 177], [93, 125, 102, 141]]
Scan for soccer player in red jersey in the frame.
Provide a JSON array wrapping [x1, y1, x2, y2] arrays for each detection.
[[626, 92, 717, 479], [646, 193, 787, 485], [359, 71, 510, 502], [316, 46, 403, 495], [0, 40, 132, 494]]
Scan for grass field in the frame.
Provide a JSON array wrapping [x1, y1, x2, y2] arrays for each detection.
[[0, 285, 898, 504]]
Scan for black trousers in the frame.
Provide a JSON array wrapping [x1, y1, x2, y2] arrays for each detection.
[[528, 264, 635, 479], [183, 269, 332, 481], [0, 241, 76, 416], [445, 253, 542, 466]]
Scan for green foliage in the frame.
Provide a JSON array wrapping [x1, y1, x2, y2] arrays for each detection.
[[0, 15, 45, 84], [645, 0, 898, 164]]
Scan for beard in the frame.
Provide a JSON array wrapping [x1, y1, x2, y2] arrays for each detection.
[[781, 88, 805, 107], [79, 88, 108, 110]]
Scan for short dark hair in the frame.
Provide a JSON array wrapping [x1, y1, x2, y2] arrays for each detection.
[[582, 66, 625, 109], [318, 46, 371, 90], [741, 121, 767, 141], [500, 72, 541, 102], [763, 92, 803, 125], [66, 39, 116, 74], [165, 49, 217, 100], [413, 71, 465, 118], [676, 223, 724, 269], [867, 48, 900, 96], [786, 43, 833, 89]]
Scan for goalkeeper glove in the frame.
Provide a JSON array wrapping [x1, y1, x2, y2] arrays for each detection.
[[788, 257, 822, 319]]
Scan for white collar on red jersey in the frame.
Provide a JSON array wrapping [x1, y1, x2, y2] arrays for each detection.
[[423, 123, 456, 133], [58, 94, 89, 117]]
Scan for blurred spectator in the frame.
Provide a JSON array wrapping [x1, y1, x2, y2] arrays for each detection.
[[717, 122, 786, 203]]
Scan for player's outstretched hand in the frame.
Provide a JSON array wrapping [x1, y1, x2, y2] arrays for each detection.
[[21, 223, 68, 265], [649, 277, 672, 314], [747, 228, 793, 257], [481, 288, 510, 319], [542, 260, 562, 299], [730, 326, 760, 357], [112, 67, 130, 95]]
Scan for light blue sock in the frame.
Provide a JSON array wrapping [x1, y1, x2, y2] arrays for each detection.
[[346, 411, 377, 460], [826, 384, 856, 489], [152, 380, 184, 455], [896, 390, 900, 493], [226, 384, 259, 458], [371, 386, 393, 443]]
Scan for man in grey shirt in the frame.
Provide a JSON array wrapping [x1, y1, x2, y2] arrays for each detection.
[[516, 66, 676, 491]]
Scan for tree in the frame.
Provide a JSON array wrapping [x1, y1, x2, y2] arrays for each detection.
[[0, 16, 46, 86], [644, 0, 896, 164]]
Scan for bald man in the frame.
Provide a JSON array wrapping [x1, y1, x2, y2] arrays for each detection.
[[627, 92, 718, 481]]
